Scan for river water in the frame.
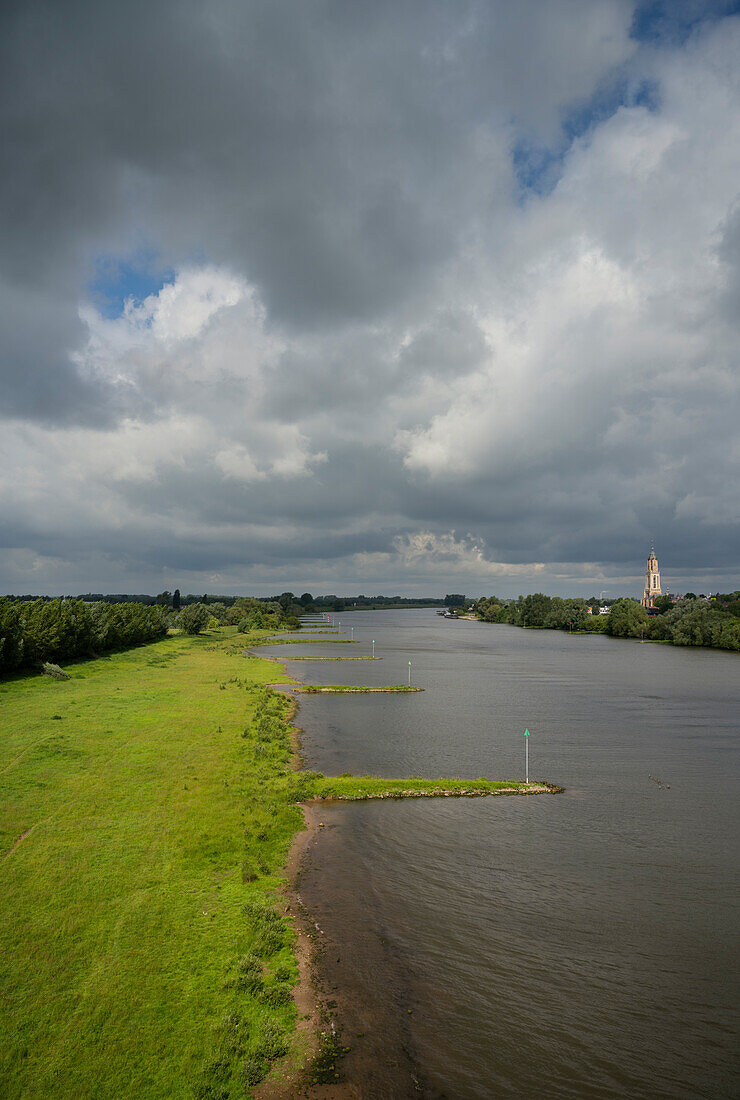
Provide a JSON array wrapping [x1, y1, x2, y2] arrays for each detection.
[[269, 610, 739, 1099]]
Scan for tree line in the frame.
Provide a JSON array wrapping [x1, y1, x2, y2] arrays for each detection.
[[177, 597, 301, 635], [471, 593, 740, 652], [0, 592, 308, 674], [0, 598, 168, 673], [8, 590, 447, 613]]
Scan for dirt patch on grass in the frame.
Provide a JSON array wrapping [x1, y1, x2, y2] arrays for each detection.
[[2, 825, 37, 861]]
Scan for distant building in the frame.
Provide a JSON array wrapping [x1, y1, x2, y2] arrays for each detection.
[[641, 546, 662, 608]]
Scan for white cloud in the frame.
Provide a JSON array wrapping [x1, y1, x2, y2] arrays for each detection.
[[395, 531, 546, 577], [122, 266, 245, 343]]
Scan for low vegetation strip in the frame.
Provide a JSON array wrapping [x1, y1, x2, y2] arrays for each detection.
[[288, 684, 422, 694], [282, 655, 380, 661], [304, 776, 559, 800], [0, 625, 562, 1097], [250, 638, 361, 646]]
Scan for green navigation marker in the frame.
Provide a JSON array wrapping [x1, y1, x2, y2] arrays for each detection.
[[525, 729, 530, 737]]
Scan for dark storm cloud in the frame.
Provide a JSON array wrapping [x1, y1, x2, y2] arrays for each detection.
[[1, 0, 739, 594], [0, 0, 633, 406]]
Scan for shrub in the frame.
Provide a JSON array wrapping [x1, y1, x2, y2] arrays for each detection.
[[219, 1012, 248, 1057], [243, 901, 287, 957], [42, 662, 70, 680], [233, 953, 263, 993], [253, 1017, 288, 1061], [263, 983, 292, 1006], [241, 858, 259, 883], [240, 1057, 267, 1086]]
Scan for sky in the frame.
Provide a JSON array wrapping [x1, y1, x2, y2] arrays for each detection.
[[1, 0, 739, 599]]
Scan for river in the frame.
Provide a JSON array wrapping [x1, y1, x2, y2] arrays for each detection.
[[269, 610, 739, 1099]]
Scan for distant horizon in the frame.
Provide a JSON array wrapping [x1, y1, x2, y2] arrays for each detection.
[[4, 580, 737, 603]]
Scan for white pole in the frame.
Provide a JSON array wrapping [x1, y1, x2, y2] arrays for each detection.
[[372, 639, 375, 658], [351, 626, 354, 640], [526, 737, 529, 783], [408, 659, 411, 686]]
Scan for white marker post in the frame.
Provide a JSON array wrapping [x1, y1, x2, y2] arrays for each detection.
[[408, 659, 412, 686], [351, 626, 354, 641], [372, 639, 375, 658], [525, 728, 530, 783]]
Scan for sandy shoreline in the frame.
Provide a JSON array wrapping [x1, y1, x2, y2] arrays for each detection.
[[258, 797, 364, 1099]]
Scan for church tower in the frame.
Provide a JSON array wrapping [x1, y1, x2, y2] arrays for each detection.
[[642, 545, 661, 608]]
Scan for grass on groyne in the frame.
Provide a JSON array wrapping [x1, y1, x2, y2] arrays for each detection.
[[281, 656, 380, 661], [304, 775, 558, 800], [252, 637, 361, 646], [289, 684, 422, 694], [0, 626, 557, 1097]]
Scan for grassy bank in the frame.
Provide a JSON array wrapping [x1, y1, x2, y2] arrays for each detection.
[[0, 626, 557, 1097]]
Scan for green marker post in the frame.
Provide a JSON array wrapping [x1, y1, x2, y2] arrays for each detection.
[[525, 728, 530, 784]]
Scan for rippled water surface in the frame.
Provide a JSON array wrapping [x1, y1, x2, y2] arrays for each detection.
[[271, 610, 739, 1098]]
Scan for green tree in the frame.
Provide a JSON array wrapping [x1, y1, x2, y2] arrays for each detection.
[[172, 589, 181, 610], [178, 603, 210, 635], [0, 598, 25, 671], [605, 599, 649, 638], [518, 593, 552, 628], [206, 602, 229, 625]]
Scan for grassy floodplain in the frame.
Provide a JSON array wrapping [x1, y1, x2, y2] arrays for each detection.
[[0, 629, 306, 1098], [0, 626, 551, 1097]]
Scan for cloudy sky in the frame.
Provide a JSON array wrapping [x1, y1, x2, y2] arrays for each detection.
[[2, 0, 739, 598]]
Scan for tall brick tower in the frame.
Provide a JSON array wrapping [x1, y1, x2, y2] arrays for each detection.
[[641, 545, 662, 608]]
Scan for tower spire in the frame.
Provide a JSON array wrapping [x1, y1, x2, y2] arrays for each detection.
[[642, 544, 661, 608]]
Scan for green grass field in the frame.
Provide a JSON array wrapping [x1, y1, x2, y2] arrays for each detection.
[[0, 629, 306, 1099], [0, 627, 546, 1098]]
